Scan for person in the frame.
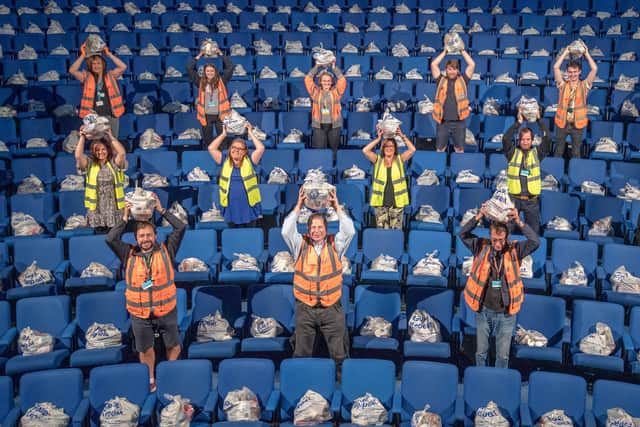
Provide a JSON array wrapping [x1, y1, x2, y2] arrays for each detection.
[[75, 126, 127, 233], [282, 187, 355, 374], [502, 106, 552, 234], [208, 123, 265, 227], [106, 196, 186, 392], [362, 126, 416, 229], [430, 48, 476, 153], [187, 48, 234, 149], [552, 45, 598, 158], [304, 59, 347, 152], [69, 43, 127, 138], [459, 204, 540, 368]]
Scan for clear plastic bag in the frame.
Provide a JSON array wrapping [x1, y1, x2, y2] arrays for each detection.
[[250, 315, 283, 338], [610, 266, 640, 294], [177, 128, 201, 140], [283, 129, 303, 143], [605, 408, 639, 427], [142, 173, 168, 188], [85, 322, 122, 349], [587, 216, 613, 237], [18, 261, 54, 287], [517, 97, 540, 122], [83, 113, 111, 139], [374, 67, 394, 80], [223, 110, 248, 135], [579, 322, 616, 356], [223, 387, 261, 422], [271, 251, 295, 273], [406, 68, 424, 80], [493, 170, 508, 191], [17, 174, 45, 194], [356, 97, 373, 112], [25, 138, 48, 148], [303, 169, 335, 211], [536, 409, 573, 427], [161, 201, 188, 226], [60, 174, 85, 191], [133, 96, 154, 115], [484, 188, 515, 223], [200, 38, 219, 57], [178, 257, 208, 272], [64, 214, 88, 230], [230, 91, 248, 109], [312, 46, 335, 66], [370, 254, 398, 272], [100, 396, 140, 427], [197, 310, 234, 342], [201, 203, 224, 222], [412, 250, 444, 276], [391, 43, 410, 57], [456, 169, 481, 184], [187, 166, 210, 182], [294, 390, 331, 426], [416, 169, 439, 186], [160, 394, 194, 427], [19, 326, 54, 356], [231, 253, 260, 272], [81, 262, 114, 279], [415, 205, 442, 223], [268, 167, 289, 184], [541, 175, 559, 192], [377, 111, 402, 138], [21, 402, 69, 427], [408, 310, 441, 343], [594, 137, 618, 153], [343, 164, 366, 180], [475, 401, 509, 427], [411, 405, 442, 427], [360, 316, 392, 338], [547, 216, 572, 231], [85, 34, 106, 56], [461, 208, 479, 227], [515, 324, 547, 347], [11, 212, 44, 236], [444, 31, 464, 54], [560, 261, 587, 286], [351, 393, 388, 426], [124, 188, 156, 221]]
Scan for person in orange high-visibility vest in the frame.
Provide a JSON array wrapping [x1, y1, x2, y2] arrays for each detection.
[[106, 195, 186, 392], [69, 43, 127, 138], [458, 203, 539, 368], [281, 187, 355, 375], [552, 44, 598, 158], [430, 46, 476, 153]]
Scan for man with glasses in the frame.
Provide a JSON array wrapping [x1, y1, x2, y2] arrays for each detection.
[[459, 204, 539, 368]]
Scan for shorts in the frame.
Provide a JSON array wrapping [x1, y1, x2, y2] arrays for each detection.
[[131, 308, 180, 352], [436, 120, 466, 150]]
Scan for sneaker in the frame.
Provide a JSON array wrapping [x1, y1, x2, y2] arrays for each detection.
[[150, 378, 157, 393]]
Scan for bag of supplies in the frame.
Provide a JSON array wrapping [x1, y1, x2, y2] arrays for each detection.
[[411, 405, 442, 427], [21, 402, 69, 427], [197, 310, 234, 342], [250, 316, 283, 338], [231, 253, 260, 272], [293, 390, 331, 426], [159, 394, 193, 427], [484, 188, 515, 223], [579, 322, 616, 356], [610, 265, 640, 294], [605, 408, 640, 427], [85, 322, 122, 349], [351, 393, 387, 426], [536, 409, 573, 427], [408, 310, 441, 343], [100, 396, 140, 427], [81, 262, 114, 278], [475, 401, 509, 427], [412, 251, 444, 276], [559, 261, 587, 286], [360, 316, 392, 338], [19, 326, 55, 356], [370, 254, 398, 272], [18, 261, 54, 286], [515, 324, 547, 347], [223, 387, 261, 422]]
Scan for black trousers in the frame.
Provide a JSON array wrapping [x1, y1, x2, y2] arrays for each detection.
[[554, 123, 584, 158], [294, 300, 348, 368], [311, 125, 341, 152], [202, 114, 227, 149], [510, 195, 541, 235]]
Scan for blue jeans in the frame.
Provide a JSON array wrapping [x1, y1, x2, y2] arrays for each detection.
[[475, 308, 516, 368]]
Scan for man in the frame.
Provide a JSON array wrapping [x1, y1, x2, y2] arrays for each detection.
[[502, 107, 552, 234], [106, 195, 186, 392], [459, 204, 539, 368], [552, 45, 598, 158], [281, 187, 355, 373], [430, 47, 476, 153]]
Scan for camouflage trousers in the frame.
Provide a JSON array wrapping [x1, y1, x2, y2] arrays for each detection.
[[374, 206, 404, 230]]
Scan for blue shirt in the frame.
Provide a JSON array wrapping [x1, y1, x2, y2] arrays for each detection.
[[221, 156, 262, 225]]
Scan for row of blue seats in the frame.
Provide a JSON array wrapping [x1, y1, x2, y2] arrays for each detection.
[[2, 360, 638, 427], [1, 289, 640, 381]]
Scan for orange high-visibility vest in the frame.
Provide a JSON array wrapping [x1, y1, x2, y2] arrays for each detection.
[[125, 244, 176, 319], [196, 80, 231, 126], [432, 75, 470, 123], [293, 235, 343, 307], [554, 81, 588, 129], [80, 71, 125, 118], [304, 74, 347, 128], [464, 240, 524, 316]]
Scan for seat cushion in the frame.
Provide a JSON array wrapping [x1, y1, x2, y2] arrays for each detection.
[[5, 349, 69, 375]]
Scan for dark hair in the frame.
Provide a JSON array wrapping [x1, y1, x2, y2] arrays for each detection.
[[381, 137, 398, 156], [490, 221, 509, 236], [519, 127, 534, 140], [307, 213, 327, 231], [135, 220, 157, 236], [566, 60, 582, 71], [90, 140, 113, 162], [445, 59, 460, 70], [200, 63, 220, 93]]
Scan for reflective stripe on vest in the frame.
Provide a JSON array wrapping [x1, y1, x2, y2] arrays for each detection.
[[432, 75, 470, 124], [219, 156, 261, 208], [463, 240, 524, 316], [125, 244, 176, 319], [507, 148, 541, 196], [370, 155, 409, 208], [84, 161, 126, 210], [80, 72, 125, 118], [293, 235, 343, 307], [554, 81, 588, 129], [196, 80, 231, 127]]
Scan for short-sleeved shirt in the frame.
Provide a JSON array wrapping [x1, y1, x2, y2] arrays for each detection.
[[440, 75, 470, 122]]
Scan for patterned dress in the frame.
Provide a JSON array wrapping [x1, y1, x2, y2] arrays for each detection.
[[86, 162, 124, 228]]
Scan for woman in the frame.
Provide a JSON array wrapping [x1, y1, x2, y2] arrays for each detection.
[[362, 126, 416, 229], [187, 49, 234, 149], [75, 127, 128, 233], [304, 59, 347, 152], [209, 123, 265, 227], [69, 44, 127, 138]]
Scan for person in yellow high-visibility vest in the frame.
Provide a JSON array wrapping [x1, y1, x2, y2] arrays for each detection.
[[75, 126, 127, 234], [502, 107, 552, 234], [362, 125, 416, 229], [208, 123, 265, 227]]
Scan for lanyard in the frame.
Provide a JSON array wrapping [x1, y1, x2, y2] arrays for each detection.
[[491, 253, 503, 278], [143, 253, 153, 279]]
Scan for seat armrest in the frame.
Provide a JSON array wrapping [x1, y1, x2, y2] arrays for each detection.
[[203, 392, 218, 421], [2, 407, 20, 427], [330, 391, 342, 417], [140, 393, 157, 424], [71, 398, 90, 427], [520, 405, 532, 427], [264, 390, 280, 421]]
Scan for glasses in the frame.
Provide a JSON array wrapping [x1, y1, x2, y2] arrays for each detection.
[[230, 146, 246, 152]]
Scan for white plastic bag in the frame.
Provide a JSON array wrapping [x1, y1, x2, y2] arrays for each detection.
[[536, 409, 573, 427], [200, 203, 224, 222], [178, 257, 208, 272], [271, 251, 295, 273], [587, 216, 613, 237], [82, 113, 111, 139], [19, 327, 54, 356], [64, 214, 88, 230], [160, 394, 193, 427], [541, 175, 559, 192], [610, 266, 640, 294], [370, 254, 398, 272], [196, 310, 234, 342], [186, 166, 210, 182], [100, 396, 140, 427], [18, 261, 54, 287], [124, 188, 156, 221], [517, 97, 540, 122], [139, 128, 163, 150], [302, 169, 335, 211], [293, 390, 331, 426], [63, 131, 80, 153], [343, 164, 366, 180], [455, 169, 481, 184], [412, 251, 444, 276], [515, 324, 547, 347], [12, 212, 44, 236], [408, 310, 441, 343], [444, 31, 464, 54], [360, 316, 392, 338], [223, 387, 261, 422], [579, 322, 616, 356], [520, 255, 533, 279], [547, 216, 572, 231], [377, 110, 402, 138], [475, 401, 509, 427], [416, 169, 439, 186], [351, 393, 388, 426], [21, 402, 69, 427], [81, 262, 114, 279], [268, 167, 289, 184], [312, 46, 335, 66], [85, 322, 122, 349], [484, 188, 515, 223], [60, 174, 84, 191], [231, 253, 260, 272], [594, 137, 618, 153], [559, 261, 587, 286], [411, 405, 442, 427], [605, 408, 639, 427], [250, 316, 283, 338], [161, 201, 188, 226], [17, 174, 45, 194], [142, 173, 168, 188], [415, 205, 442, 223], [223, 110, 248, 135]]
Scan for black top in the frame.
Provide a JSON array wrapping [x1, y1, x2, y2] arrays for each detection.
[[186, 56, 234, 87], [383, 166, 395, 207], [458, 217, 540, 312], [106, 210, 186, 267], [93, 76, 112, 117], [439, 75, 470, 122]]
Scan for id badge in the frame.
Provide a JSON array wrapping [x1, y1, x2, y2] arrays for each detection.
[[95, 100, 104, 107], [141, 279, 153, 290], [208, 100, 215, 107], [321, 107, 330, 115], [491, 280, 502, 289], [520, 169, 530, 177]]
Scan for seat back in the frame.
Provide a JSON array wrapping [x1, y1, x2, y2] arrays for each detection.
[[463, 367, 522, 425], [16, 295, 71, 339], [340, 359, 395, 422], [353, 285, 401, 332], [528, 372, 586, 425], [279, 358, 336, 421], [20, 369, 83, 416], [216, 358, 275, 421], [89, 363, 150, 423], [156, 359, 213, 410], [400, 361, 458, 424], [517, 295, 565, 348]]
